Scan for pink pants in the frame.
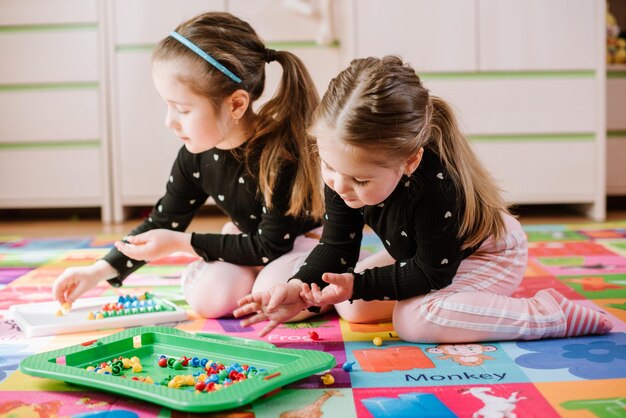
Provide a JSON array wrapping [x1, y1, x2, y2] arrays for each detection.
[[336, 213, 569, 343], [181, 224, 323, 318]]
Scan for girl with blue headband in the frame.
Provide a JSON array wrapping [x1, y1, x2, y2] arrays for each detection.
[[52, 12, 325, 319]]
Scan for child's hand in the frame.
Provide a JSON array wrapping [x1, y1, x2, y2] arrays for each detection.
[[300, 272, 354, 306], [234, 282, 308, 337], [52, 260, 116, 305], [114, 229, 190, 261]]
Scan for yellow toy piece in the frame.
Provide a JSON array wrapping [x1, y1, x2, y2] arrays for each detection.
[[320, 373, 335, 385]]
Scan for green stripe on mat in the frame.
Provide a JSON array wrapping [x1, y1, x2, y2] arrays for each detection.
[[469, 133, 595, 142], [0, 141, 100, 150], [0, 23, 97, 32], [0, 82, 98, 92]]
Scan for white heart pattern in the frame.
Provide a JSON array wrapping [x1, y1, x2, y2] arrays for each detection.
[[250, 215, 257, 219], [171, 222, 179, 228], [193, 172, 200, 178], [400, 231, 407, 237], [218, 257, 224, 261], [284, 234, 290, 240], [238, 177, 244, 184], [213, 154, 219, 161], [262, 257, 269, 264], [340, 258, 346, 265], [437, 172, 444, 180], [126, 260, 133, 268], [405, 180, 410, 187], [158, 205, 163, 212], [189, 199, 196, 205], [444, 211, 452, 218], [441, 258, 449, 265], [218, 195, 225, 201], [258, 229, 262, 235], [378, 203, 385, 207], [169, 175, 173, 183], [400, 262, 407, 267], [386, 240, 391, 246], [350, 233, 356, 239]]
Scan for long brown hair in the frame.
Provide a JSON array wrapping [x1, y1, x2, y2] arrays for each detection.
[[152, 12, 323, 220], [311, 56, 509, 249]]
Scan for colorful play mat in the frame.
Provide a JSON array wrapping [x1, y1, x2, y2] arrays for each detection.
[[1, 221, 625, 417]]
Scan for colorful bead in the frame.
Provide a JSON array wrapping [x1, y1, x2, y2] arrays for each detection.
[[342, 361, 355, 372]]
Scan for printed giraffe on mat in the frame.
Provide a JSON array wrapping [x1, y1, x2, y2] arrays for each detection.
[[280, 390, 343, 418]]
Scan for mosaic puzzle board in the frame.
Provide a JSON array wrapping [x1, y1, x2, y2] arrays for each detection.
[[10, 294, 187, 337], [1, 223, 626, 417]]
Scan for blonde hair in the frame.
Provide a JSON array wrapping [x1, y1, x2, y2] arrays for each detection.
[[311, 56, 509, 249], [153, 12, 323, 220]]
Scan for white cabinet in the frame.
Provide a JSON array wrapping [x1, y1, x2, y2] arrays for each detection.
[[349, 0, 606, 220], [352, 0, 476, 73], [478, 0, 596, 71], [0, 0, 111, 221], [0, 0, 610, 222]]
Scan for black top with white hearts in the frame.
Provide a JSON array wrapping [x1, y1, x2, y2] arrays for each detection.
[[293, 148, 482, 301], [103, 145, 320, 285]]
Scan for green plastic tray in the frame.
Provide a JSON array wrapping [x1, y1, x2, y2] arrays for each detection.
[[20, 326, 336, 413]]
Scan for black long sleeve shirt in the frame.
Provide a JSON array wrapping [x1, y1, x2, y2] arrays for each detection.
[[293, 148, 481, 301], [104, 145, 319, 284]]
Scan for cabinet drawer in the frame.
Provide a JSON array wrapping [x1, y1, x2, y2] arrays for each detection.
[[479, 0, 596, 71], [354, 0, 476, 72], [607, 76, 626, 131], [607, 136, 626, 195], [0, 0, 96, 25], [114, 51, 181, 203], [424, 77, 596, 135], [0, 147, 101, 205], [229, 0, 335, 42], [0, 31, 98, 83], [113, 0, 224, 45], [473, 140, 596, 203], [0, 89, 99, 142]]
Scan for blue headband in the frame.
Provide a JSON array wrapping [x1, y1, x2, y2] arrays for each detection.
[[169, 31, 242, 84]]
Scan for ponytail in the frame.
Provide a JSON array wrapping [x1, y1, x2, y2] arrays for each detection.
[[249, 51, 324, 220], [429, 97, 508, 249]]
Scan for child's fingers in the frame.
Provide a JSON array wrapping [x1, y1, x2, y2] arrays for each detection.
[[259, 320, 279, 337], [124, 234, 145, 244], [266, 291, 283, 312], [239, 312, 266, 328], [233, 302, 259, 318], [236, 294, 256, 307], [311, 283, 323, 301]]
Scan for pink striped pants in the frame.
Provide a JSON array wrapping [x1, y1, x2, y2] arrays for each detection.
[[336, 213, 569, 343]]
